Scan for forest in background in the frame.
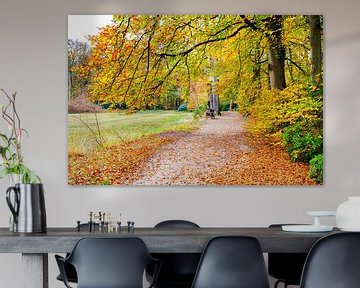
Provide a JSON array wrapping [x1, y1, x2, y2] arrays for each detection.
[[68, 15, 323, 185]]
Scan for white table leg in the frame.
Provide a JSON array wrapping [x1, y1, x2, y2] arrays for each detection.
[[22, 253, 48, 288]]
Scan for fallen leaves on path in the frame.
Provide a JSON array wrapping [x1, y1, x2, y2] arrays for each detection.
[[132, 112, 249, 185], [68, 134, 178, 185], [68, 111, 316, 185], [208, 133, 316, 185]]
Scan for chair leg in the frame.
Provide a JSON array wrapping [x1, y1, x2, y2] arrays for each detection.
[[274, 280, 289, 288]]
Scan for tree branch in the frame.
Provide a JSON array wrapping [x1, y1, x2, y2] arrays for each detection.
[[157, 23, 251, 57], [285, 57, 307, 74], [151, 58, 182, 91], [72, 113, 104, 148]]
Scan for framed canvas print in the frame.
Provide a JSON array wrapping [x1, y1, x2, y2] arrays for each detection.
[[68, 15, 323, 186]]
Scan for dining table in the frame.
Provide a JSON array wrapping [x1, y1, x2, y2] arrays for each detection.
[[0, 226, 340, 288]]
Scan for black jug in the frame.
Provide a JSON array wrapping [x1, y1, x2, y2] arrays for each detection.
[[6, 183, 47, 233]]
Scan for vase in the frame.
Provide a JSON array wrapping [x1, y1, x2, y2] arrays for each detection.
[[336, 197, 360, 231], [6, 183, 47, 233]]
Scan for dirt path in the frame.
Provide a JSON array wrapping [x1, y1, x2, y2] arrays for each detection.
[[132, 111, 251, 185]]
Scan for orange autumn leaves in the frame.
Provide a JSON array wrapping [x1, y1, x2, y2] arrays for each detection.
[[68, 135, 176, 185], [208, 133, 315, 185], [68, 132, 315, 185]]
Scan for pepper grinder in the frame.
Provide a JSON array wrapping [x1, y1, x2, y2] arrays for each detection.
[[98, 211, 103, 231], [77, 221, 81, 232], [88, 211, 93, 232]]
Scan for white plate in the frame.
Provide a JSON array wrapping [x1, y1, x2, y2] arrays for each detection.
[[307, 211, 336, 217], [282, 225, 333, 232]]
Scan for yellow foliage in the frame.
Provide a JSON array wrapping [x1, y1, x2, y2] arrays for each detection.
[[186, 80, 208, 111], [237, 81, 262, 116], [244, 84, 322, 137]]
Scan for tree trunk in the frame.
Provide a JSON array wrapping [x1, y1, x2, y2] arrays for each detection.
[[207, 76, 220, 116], [266, 15, 286, 90], [309, 15, 322, 82], [229, 99, 233, 111], [268, 48, 286, 90]]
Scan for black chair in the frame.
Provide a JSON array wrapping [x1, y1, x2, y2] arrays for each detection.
[[148, 220, 201, 288], [191, 236, 270, 288], [55, 237, 160, 288], [56, 223, 99, 284], [268, 224, 308, 288], [56, 262, 77, 284], [300, 232, 360, 288], [154, 220, 200, 229]]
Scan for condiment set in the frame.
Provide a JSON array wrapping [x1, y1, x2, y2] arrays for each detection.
[[76, 211, 135, 233]]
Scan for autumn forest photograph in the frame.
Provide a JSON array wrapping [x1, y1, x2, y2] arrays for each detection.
[[67, 15, 323, 185]]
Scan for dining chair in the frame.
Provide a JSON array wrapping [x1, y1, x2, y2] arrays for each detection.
[[56, 223, 99, 284], [191, 236, 270, 288], [147, 220, 201, 288], [300, 232, 360, 288], [55, 237, 160, 288], [268, 224, 308, 288]]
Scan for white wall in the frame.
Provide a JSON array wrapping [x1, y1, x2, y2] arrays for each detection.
[[1, 0, 360, 287]]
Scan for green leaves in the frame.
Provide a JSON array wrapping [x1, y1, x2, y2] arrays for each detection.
[[282, 124, 322, 162], [19, 164, 42, 184], [0, 164, 41, 184], [309, 154, 323, 184]]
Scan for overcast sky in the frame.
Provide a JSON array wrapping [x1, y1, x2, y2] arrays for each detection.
[[68, 15, 113, 43]]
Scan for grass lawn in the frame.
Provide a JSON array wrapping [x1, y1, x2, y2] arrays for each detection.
[[68, 110, 196, 153]]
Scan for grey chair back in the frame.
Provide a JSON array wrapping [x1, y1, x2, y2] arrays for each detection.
[[150, 220, 201, 288], [300, 232, 360, 288], [191, 236, 270, 288], [56, 237, 157, 288]]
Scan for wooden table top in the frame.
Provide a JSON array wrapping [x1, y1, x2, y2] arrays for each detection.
[[0, 227, 340, 253]]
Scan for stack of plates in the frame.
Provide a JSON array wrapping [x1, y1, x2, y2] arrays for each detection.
[[282, 225, 333, 232], [281, 211, 336, 233]]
